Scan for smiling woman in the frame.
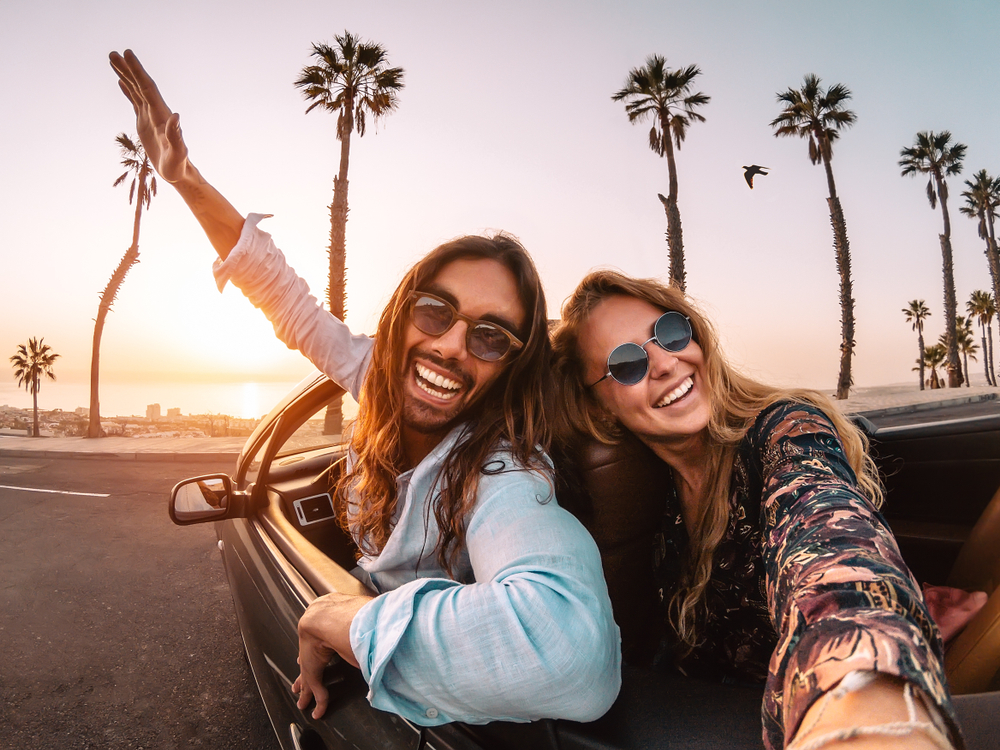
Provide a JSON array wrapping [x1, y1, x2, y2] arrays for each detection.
[[551, 269, 962, 749]]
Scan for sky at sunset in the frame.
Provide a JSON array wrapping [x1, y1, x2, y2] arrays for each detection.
[[3, 0, 1000, 416]]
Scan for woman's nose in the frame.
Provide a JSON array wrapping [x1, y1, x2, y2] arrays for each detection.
[[645, 343, 679, 380]]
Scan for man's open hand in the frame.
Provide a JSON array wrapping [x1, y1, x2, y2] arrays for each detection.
[[109, 50, 190, 184], [292, 591, 374, 720]]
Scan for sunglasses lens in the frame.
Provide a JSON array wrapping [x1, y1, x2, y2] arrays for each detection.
[[412, 294, 514, 362], [655, 312, 692, 352], [468, 324, 511, 361], [412, 296, 454, 335], [607, 342, 649, 385]]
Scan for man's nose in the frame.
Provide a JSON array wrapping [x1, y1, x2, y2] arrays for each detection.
[[646, 343, 679, 380], [431, 320, 469, 360]]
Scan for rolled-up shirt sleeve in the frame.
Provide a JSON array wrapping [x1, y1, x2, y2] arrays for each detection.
[[212, 213, 373, 399], [349, 466, 623, 725]]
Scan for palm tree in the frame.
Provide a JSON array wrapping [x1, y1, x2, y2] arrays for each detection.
[[612, 55, 710, 293], [899, 131, 967, 387], [89, 134, 156, 438], [916, 343, 947, 390], [10, 337, 60, 437], [771, 75, 858, 400], [943, 315, 978, 387], [903, 300, 931, 390], [960, 170, 1000, 318], [295, 32, 404, 434], [968, 290, 997, 386]]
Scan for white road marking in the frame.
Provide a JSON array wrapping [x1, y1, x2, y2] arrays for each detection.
[[0, 484, 110, 498]]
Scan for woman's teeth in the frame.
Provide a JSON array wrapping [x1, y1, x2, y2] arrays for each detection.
[[655, 376, 693, 408], [415, 363, 461, 399]]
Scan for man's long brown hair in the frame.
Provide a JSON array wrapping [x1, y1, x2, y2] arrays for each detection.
[[335, 233, 553, 575]]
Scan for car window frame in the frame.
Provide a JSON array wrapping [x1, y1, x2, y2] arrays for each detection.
[[235, 374, 366, 602]]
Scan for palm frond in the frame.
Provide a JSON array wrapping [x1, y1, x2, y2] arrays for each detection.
[[771, 74, 854, 166], [295, 32, 405, 141], [613, 55, 709, 157]]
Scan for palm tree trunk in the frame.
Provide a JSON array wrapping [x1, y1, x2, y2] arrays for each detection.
[[985, 214, 1000, 321], [665, 200, 685, 293], [827, 197, 854, 399], [989, 321, 997, 387], [323, 177, 348, 437], [660, 120, 686, 293], [32, 380, 39, 438], [88, 181, 145, 438], [936, 176, 963, 387], [963, 351, 970, 387], [818, 146, 854, 399], [982, 326, 992, 386], [917, 330, 926, 390], [88, 319, 106, 438], [940, 231, 962, 387], [323, 102, 354, 437]]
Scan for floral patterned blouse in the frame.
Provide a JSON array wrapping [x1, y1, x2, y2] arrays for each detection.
[[652, 401, 959, 749]]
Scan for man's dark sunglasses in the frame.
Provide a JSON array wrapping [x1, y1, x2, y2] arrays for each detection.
[[589, 311, 693, 387], [408, 291, 524, 362]]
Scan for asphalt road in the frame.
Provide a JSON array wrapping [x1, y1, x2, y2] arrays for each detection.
[[0, 455, 280, 750]]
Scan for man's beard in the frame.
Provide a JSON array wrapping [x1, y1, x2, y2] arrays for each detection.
[[400, 350, 473, 435]]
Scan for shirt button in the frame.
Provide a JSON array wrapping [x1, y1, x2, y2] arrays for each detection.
[[425, 708, 439, 719]]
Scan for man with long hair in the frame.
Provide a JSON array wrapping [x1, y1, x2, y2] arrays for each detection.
[[110, 50, 620, 726]]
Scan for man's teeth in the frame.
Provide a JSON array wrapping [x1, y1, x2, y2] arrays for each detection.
[[656, 377, 693, 407], [415, 363, 462, 399]]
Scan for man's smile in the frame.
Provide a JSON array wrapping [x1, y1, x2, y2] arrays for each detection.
[[414, 362, 463, 400]]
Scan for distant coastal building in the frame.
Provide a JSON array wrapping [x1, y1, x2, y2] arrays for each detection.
[[146, 403, 161, 420], [167, 408, 181, 418]]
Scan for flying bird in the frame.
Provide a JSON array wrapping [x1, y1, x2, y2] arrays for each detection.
[[742, 165, 769, 189]]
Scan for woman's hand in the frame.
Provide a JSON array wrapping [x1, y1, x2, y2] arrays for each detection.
[[109, 50, 191, 185]]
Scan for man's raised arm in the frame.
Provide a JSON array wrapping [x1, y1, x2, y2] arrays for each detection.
[[109, 50, 244, 259]]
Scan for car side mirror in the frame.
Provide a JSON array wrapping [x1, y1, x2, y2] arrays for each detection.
[[169, 474, 253, 526]]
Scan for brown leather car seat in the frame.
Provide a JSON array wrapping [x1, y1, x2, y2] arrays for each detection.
[[943, 484, 1000, 694], [557, 432, 671, 663]]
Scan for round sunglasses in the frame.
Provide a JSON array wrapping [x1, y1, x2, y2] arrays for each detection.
[[589, 311, 693, 387], [408, 291, 524, 362]]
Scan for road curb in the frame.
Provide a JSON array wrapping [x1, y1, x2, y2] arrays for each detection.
[[0, 449, 240, 462], [856, 392, 998, 420]]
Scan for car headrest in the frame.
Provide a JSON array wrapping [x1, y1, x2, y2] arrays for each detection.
[[557, 432, 672, 663]]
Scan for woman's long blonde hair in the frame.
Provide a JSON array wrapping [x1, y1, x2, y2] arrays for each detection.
[[551, 270, 882, 649]]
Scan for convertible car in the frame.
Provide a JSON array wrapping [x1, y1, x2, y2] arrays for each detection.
[[170, 373, 1000, 749]]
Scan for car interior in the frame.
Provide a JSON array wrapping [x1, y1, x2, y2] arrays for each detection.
[[234, 378, 1000, 748]]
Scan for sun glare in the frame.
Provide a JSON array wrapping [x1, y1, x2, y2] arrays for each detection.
[[240, 382, 262, 419]]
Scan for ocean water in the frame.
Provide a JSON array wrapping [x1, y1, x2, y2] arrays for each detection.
[[0, 378, 321, 420]]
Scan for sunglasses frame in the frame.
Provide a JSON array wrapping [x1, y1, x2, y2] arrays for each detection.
[[589, 311, 693, 388], [408, 291, 525, 362]]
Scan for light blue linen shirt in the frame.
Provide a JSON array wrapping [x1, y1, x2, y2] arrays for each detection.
[[214, 215, 621, 726]]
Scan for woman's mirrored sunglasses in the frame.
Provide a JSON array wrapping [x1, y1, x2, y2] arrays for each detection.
[[408, 291, 524, 362], [589, 311, 693, 387]]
